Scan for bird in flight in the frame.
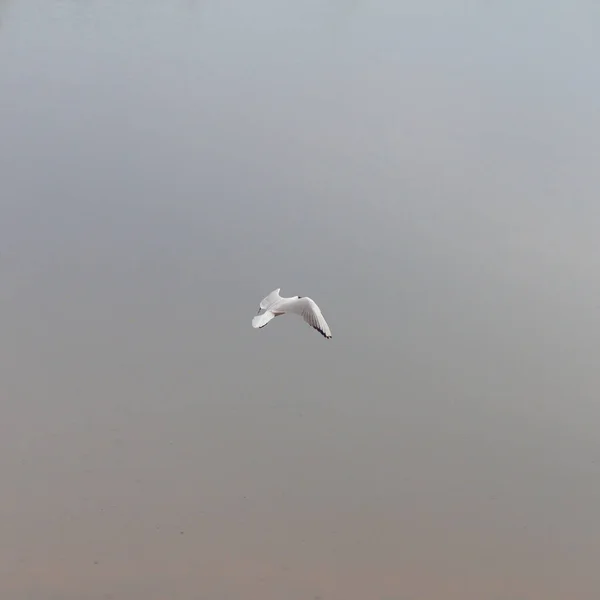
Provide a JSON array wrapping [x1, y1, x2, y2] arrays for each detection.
[[252, 288, 332, 339]]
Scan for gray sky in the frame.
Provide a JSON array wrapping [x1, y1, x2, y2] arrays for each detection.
[[1, 1, 600, 599]]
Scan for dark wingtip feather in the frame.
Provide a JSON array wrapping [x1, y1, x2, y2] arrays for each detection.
[[312, 326, 332, 339]]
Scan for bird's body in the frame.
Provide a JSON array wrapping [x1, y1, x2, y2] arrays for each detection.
[[252, 288, 332, 339]]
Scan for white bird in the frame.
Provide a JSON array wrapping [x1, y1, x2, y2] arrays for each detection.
[[252, 288, 332, 339]]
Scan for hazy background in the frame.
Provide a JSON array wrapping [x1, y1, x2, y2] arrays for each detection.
[[1, 1, 600, 599]]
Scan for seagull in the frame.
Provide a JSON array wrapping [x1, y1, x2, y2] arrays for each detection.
[[252, 288, 332, 339]]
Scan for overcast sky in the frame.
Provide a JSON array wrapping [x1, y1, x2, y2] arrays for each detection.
[[1, 1, 600, 599]]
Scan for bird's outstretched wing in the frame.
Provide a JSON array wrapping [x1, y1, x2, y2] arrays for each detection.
[[290, 297, 332, 339]]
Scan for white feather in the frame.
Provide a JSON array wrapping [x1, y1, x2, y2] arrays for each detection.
[[259, 288, 281, 310]]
